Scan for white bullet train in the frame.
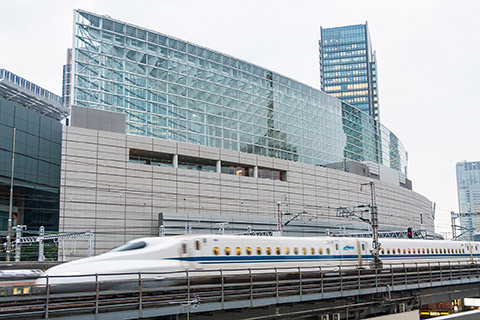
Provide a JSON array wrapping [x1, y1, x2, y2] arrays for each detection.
[[37, 234, 480, 288]]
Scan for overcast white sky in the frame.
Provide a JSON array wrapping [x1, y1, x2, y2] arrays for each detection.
[[1, 0, 479, 235]]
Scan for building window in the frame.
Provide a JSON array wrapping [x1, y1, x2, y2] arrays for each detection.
[[221, 162, 253, 177], [178, 155, 217, 172], [129, 148, 173, 166], [257, 167, 286, 181]]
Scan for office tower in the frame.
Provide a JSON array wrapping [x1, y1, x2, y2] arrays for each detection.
[[456, 161, 480, 240], [319, 23, 380, 120]]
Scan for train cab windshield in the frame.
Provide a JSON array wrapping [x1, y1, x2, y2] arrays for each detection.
[[110, 241, 147, 252]]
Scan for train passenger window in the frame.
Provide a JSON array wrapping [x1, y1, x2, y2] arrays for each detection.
[[326, 248, 330, 255], [311, 248, 315, 255], [318, 248, 323, 255], [257, 247, 262, 255], [392, 249, 396, 254], [246, 247, 252, 255], [403, 249, 406, 254], [462, 249, 465, 254], [427, 249, 431, 254], [381, 249, 384, 255], [285, 247, 290, 255], [302, 247, 307, 255], [276, 247, 281, 255], [182, 243, 188, 254], [294, 247, 299, 255], [236, 247, 241, 255], [408, 249, 411, 254], [387, 248, 390, 254], [213, 247, 219, 256], [413, 248, 416, 254], [195, 240, 201, 250], [225, 247, 231, 255], [266, 247, 271, 255], [398, 248, 401, 254], [422, 248, 425, 254]]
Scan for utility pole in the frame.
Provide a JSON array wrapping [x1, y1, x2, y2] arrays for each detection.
[[451, 211, 480, 240], [276, 202, 282, 233], [361, 181, 382, 269], [451, 211, 456, 240], [6, 128, 16, 262]]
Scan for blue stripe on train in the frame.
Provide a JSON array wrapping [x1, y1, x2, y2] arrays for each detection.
[[168, 254, 480, 264]]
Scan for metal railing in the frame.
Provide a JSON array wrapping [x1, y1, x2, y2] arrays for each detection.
[[0, 261, 479, 319]]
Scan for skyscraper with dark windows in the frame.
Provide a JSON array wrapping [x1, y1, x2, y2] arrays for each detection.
[[319, 23, 380, 121]]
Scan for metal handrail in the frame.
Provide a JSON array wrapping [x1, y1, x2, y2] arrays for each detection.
[[2, 261, 480, 319]]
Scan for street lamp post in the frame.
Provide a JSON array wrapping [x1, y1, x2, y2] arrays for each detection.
[[6, 128, 16, 262]]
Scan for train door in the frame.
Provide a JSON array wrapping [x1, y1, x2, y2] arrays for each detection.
[[468, 242, 474, 264], [356, 240, 369, 268], [333, 240, 342, 266], [180, 239, 201, 270]]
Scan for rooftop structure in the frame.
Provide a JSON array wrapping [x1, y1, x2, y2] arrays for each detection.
[[0, 69, 69, 121]]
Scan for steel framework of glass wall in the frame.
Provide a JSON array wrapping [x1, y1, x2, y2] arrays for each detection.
[[71, 10, 406, 174], [320, 23, 380, 121]]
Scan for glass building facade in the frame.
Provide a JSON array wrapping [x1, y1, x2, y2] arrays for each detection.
[[71, 10, 405, 174], [0, 69, 66, 248], [456, 161, 480, 240], [320, 23, 380, 121]]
